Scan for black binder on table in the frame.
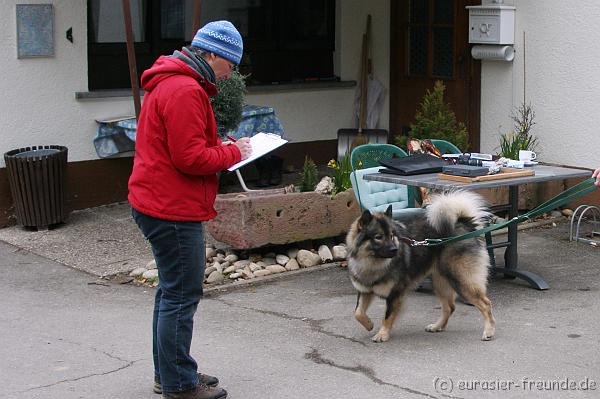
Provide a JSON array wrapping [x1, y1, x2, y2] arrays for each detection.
[[379, 154, 445, 175]]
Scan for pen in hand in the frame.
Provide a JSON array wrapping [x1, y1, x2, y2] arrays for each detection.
[[229, 136, 252, 160]]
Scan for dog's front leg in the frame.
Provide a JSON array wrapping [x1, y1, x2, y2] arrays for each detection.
[[355, 292, 374, 331], [372, 295, 404, 343]]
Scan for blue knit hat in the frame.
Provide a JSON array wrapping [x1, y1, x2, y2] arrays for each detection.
[[192, 21, 243, 65]]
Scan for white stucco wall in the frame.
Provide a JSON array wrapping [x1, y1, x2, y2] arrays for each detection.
[[480, 0, 600, 168], [0, 0, 391, 167]]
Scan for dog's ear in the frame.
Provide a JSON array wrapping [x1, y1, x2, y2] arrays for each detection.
[[385, 204, 393, 218], [359, 210, 373, 229]]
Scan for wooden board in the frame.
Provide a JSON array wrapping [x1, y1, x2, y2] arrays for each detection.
[[438, 167, 535, 183]]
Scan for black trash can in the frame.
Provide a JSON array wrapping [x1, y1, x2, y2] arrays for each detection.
[[4, 145, 68, 228]]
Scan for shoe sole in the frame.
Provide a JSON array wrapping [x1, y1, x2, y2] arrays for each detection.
[[153, 382, 219, 395]]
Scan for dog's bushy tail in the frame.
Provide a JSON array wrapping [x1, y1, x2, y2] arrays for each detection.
[[426, 191, 490, 237]]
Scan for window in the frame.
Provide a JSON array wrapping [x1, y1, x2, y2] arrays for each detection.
[[407, 0, 455, 78], [87, 0, 335, 90]]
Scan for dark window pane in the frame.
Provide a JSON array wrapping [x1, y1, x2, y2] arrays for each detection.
[[161, 0, 187, 39], [433, 27, 453, 77], [409, 27, 428, 75], [434, 0, 454, 24], [409, 0, 429, 24], [288, 0, 332, 39], [90, 0, 147, 42]]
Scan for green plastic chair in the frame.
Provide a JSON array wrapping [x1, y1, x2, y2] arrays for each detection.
[[349, 144, 423, 219], [429, 139, 461, 155]]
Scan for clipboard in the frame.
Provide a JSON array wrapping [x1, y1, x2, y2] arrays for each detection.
[[227, 132, 288, 171]]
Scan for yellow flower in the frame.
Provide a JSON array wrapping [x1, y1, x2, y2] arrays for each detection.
[[327, 159, 338, 169]]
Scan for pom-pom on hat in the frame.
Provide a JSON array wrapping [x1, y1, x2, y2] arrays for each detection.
[[192, 20, 243, 65]]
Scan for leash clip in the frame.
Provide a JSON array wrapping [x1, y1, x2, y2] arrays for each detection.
[[410, 239, 430, 247]]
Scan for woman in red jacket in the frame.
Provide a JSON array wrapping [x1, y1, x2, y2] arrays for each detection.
[[129, 21, 250, 399]]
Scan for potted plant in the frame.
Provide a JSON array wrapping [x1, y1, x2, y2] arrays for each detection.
[[498, 102, 538, 159], [210, 68, 246, 138], [394, 80, 468, 151]]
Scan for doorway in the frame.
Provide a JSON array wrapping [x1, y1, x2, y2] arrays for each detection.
[[390, 0, 481, 151]]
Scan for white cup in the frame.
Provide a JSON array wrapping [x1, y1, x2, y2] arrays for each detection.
[[519, 150, 537, 162]]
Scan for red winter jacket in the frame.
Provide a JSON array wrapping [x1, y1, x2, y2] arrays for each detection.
[[128, 56, 241, 221]]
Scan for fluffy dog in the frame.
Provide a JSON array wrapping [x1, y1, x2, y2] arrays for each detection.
[[346, 191, 495, 343]]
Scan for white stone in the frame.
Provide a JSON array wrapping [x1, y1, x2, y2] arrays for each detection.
[[220, 261, 231, 269], [266, 265, 286, 274], [297, 250, 321, 268], [241, 270, 254, 279], [315, 176, 334, 194], [254, 269, 272, 277], [286, 248, 299, 259], [225, 249, 237, 257], [223, 265, 236, 274], [225, 254, 239, 263], [229, 272, 242, 279], [206, 247, 217, 259], [262, 257, 277, 266], [129, 267, 146, 277], [550, 210, 563, 218], [204, 266, 217, 276], [249, 263, 262, 272], [285, 259, 300, 271], [142, 269, 159, 280], [318, 245, 333, 262], [562, 208, 574, 217], [233, 260, 251, 269], [276, 254, 290, 265], [215, 253, 226, 262], [332, 245, 348, 260], [256, 261, 268, 268], [145, 259, 157, 269], [215, 263, 223, 273], [206, 271, 224, 284]]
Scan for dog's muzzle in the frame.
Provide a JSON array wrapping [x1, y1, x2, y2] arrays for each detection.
[[378, 245, 398, 258]]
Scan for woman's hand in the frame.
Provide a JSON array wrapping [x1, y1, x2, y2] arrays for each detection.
[[592, 167, 600, 187], [234, 137, 252, 160]]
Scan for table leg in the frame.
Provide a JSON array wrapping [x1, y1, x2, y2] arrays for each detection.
[[493, 185, 550, 290]]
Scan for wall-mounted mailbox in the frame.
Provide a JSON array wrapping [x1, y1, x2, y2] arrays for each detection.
[[467, 5, 515, 45]]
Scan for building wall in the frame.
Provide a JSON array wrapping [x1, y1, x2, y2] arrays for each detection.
[[479, 0, 600, 169], [0, 0, 390, 168]]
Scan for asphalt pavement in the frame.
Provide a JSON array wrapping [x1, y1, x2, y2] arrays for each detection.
[[1, 214, 600, 398]]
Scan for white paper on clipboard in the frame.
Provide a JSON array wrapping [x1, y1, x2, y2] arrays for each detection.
[[227, 132, 288, 171]]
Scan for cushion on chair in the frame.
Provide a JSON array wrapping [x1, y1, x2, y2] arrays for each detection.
[[351, 167, 414, 219]]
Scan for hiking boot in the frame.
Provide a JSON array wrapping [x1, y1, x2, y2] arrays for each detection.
[[154, 373, 219, 394], [162, 384, 227, 399]]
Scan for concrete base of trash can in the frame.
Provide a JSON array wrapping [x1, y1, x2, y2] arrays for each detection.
[[4, 145, 68, 228]]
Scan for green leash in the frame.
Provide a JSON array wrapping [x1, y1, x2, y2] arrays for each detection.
[[408, 177, 598, 247]]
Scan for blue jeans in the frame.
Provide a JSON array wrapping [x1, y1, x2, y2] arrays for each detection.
[[132, 208, 205, 393]]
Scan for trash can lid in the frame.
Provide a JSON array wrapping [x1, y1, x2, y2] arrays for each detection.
[[14, 149, 60, 158]]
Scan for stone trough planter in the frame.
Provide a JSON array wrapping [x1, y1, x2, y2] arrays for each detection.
[[207, 188, 361, 249]]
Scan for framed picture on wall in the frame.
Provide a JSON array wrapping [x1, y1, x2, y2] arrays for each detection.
[[16, 4, 54, 58]]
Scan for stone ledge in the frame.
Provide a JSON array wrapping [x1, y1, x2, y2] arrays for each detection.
[[207, 188, 360, 249]]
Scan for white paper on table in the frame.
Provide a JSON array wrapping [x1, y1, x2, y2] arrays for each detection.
[[227, 132, 288, 171]]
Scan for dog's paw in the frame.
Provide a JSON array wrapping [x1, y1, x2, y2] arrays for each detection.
[[371, 330, 390, 343], [481, 330, 495, 341], [425, 323, 444, 333], [355, 314, 374, 331]]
